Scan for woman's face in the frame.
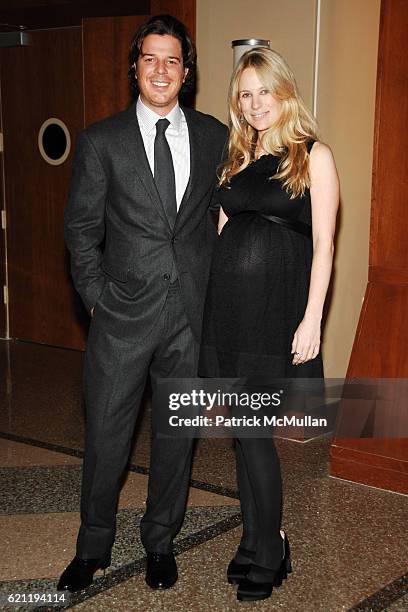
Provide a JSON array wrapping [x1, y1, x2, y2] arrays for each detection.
[[238, 67, 282, 136]]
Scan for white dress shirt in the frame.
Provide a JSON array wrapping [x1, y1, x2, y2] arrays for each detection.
[[136, 97, 190, 210]]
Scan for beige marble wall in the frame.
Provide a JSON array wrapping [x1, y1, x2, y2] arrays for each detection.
[[196, 0, 317, 121], [317, 0, 381, 376]]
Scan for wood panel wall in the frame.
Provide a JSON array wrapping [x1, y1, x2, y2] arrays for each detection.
[[0, 1, 150, 29], [151, 0, 196, 38], [0, 79, 5, 339], [1, 28, 86, 348], [0, 1, 196, 349], [330, 0, 408, 493], [83, 15, 149, 126]]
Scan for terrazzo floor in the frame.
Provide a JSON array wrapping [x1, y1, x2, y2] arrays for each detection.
[[0, 339, 407, 611]]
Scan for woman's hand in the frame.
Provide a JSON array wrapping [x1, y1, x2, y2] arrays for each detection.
[[291, 315, 321, 365]]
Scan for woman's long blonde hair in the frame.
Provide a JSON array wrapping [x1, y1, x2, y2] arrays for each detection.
[[220, 47, 318, 198]]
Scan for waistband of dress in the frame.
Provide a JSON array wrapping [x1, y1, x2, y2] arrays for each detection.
[[232, 211, 312, 239]]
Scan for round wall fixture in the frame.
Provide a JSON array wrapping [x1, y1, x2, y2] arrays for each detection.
[[38, 118, 71, 166]]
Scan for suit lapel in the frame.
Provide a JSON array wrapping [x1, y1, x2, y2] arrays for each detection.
[[120, 104, 172, 231]]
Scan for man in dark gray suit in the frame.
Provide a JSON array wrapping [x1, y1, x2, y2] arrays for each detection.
[[58, 14, 227, 592]]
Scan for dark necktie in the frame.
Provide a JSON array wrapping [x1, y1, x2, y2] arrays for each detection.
[[154, 118, 177, 229]]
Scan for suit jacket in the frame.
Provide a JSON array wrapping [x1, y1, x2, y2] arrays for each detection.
[[64, 102, 228, 341]]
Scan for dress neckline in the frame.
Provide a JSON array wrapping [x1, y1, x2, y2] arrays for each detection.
[[251, 153, 281, 175], [254, 153, 274, 162]]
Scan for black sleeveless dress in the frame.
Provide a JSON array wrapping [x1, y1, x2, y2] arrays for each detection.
[[199, 142, 323, 379]]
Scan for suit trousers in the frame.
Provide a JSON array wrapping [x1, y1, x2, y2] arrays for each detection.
[[76, 281, 198, 559]]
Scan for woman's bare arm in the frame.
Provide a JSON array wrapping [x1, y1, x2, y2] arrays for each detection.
[[291, 141, 339, 365]]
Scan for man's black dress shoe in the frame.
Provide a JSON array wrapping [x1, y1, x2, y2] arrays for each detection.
[[145, 552, 178, 589], [57, 554, 111, 592]]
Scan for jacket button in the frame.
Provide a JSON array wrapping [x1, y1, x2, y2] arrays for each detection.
[[163, 273, 170, 281]]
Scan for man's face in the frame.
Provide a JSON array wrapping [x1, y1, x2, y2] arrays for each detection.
[[136, 34, 188, 116]]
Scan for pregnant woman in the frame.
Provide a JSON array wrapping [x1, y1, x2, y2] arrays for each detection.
[[199, 47, 339, 602]]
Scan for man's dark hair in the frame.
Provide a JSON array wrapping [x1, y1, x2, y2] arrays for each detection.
[[128, 14, 196, 99]]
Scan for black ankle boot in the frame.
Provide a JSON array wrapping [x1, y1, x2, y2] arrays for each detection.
[[227, 547, 254, 584], [57, 553, 111, 592], [227, 558, 251, 584], [237, 532, 292, 602]]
